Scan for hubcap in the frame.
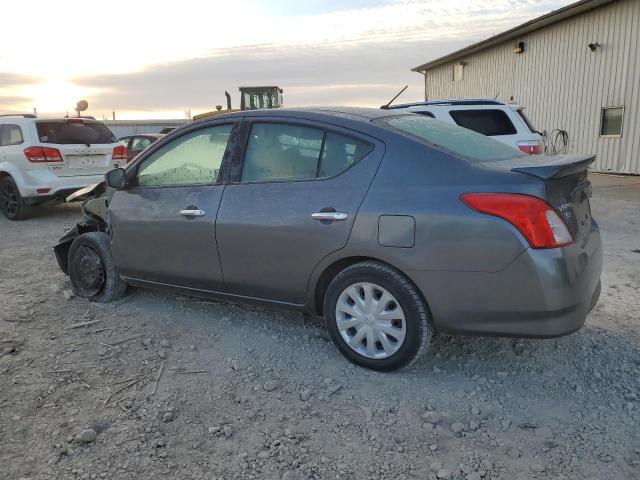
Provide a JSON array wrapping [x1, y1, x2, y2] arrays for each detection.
[[335, 282, 406, 359], [1, 181, 18, 216]]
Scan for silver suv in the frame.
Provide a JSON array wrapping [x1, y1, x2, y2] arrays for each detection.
[[0, 115, 126, 220]]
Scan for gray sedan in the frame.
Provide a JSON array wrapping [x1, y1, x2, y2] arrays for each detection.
[[54, 108, 602, 371]]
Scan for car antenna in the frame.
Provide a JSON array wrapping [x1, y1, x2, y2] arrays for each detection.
[[493, 92, 500, 99], [381, 85, 408, 109]]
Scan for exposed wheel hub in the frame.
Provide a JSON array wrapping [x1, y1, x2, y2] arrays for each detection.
[[74, 246, 105, 296], [335, 282, 406, 360]]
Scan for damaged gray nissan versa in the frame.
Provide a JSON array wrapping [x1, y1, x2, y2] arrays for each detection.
[[54, 108, 602, 371]]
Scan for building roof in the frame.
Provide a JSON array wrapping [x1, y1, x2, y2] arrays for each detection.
[[412, 0, 617, 73]]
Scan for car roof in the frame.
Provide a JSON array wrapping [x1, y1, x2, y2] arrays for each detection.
[[385, 99, 505, 109], [193, 107, 401, 125]]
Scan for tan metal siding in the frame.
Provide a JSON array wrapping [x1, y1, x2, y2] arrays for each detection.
[[423, 0, 640, 174]]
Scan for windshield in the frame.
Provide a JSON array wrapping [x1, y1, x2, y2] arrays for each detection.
[[36, 121, 118, 145], [375, 114, 526, 162]]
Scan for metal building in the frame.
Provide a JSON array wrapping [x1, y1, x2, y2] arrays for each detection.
[[412, 0, 640, 174], [103, 119, 188, 138]]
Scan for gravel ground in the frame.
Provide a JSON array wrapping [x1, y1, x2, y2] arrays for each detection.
[[1, 180, 639, 480]]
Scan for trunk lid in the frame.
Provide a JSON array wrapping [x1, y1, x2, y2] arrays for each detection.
[[35, 120, 120, 177], [496, 154, 595, 246]]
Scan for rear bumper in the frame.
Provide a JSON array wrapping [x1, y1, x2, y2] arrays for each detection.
[[10, 168, 105, 202], [407, 223, 603, 338]]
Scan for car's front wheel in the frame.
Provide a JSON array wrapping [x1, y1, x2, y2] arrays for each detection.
[[323, 261, 433, 371], [0, 176, 29, 220], [68, 232, 127, 303]]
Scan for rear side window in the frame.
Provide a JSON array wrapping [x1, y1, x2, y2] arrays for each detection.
[[517, 109, 538, 133], [0, 124, 24, 146], [241, 123, 372, 182], [319, 132, 372, 178], [449, 109, 517, 136], [131, 137, 152, 150], [36, 121, 118, 145], [376, 114, 525, 162]]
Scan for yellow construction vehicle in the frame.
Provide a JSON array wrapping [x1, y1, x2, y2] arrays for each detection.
[[193, 86, 283, 120]]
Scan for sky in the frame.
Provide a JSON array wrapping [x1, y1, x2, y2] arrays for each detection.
[[0, 0, 573, 120]]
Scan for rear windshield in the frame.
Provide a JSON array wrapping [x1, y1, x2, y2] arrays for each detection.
[[36, 121, 118, 145], [448, 109, 517, 136], [375, 114, 525, 162]]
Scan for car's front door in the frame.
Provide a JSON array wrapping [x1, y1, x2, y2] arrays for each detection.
[[216, 119, 383, 304], [109, 122, 237, 291]]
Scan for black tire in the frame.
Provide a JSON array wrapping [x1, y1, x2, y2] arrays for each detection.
[[323, 261, 433, 371], [68, 232, 127, 303], [0, 176, 30, 220]]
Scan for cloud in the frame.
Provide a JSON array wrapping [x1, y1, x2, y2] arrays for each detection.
[[0, 0, 572, 117]]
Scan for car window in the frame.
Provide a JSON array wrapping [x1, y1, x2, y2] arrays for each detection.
[[319, 132, 372, 178], [131, 136, 152, 151], [448, 109, 517, 136], [241, 123, 324, 182], [376, 114, 525, 162], [516, 109, 538, 134], [119, 137, 130, 147], [137, 124, 232, 187], [36, 121, 118, 144], [0, 124, 24, 146]]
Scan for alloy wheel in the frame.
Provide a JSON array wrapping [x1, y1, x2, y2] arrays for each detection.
[[1, 181, 19, 217]]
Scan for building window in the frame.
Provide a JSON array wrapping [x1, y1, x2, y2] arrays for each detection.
[[600, 106, 624, 136], [452, 62, 465, 82]]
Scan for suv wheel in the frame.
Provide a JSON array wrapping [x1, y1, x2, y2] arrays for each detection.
[[323, 261, 433, 371], [0, 176, 29, 220], [68, 232, 127, 303]]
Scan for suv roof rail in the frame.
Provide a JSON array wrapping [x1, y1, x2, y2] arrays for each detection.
[[0, 113, 37, 118], [383, 99, 504, 109]]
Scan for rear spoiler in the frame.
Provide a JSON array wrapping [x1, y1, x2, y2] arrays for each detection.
[[510, 154, 595, 180]]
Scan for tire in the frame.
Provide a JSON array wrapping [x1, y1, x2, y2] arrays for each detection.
[[323, 261, 433, 371], [68, 232, 127, 303], [0, 176, 30, 220]]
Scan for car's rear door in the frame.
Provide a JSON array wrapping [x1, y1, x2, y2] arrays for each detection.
[[109, 121, 238, 291], [215, 118, 383, 304]]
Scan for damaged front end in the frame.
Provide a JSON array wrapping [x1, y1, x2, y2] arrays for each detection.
[[53, 181, 112, 274]]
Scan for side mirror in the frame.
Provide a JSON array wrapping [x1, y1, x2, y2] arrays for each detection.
[[105, 168, 127, 189]]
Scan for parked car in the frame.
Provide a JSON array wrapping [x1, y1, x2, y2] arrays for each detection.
[[0, 115, 127, 220], [54, 108, 601, 371], [384, 99, 543, 154], [119, 134, 163, 162]]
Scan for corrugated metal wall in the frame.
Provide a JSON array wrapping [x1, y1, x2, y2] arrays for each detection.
[[423, 0, 640, 174], [103, 120, 188, 138]]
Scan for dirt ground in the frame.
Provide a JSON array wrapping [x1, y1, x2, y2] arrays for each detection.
[[1, 179, 639, 480]]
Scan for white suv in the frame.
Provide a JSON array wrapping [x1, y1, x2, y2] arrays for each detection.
[[0, 115, 126, 220], [384, 99, 543, 155]]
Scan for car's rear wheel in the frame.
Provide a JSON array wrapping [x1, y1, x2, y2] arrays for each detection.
[[68, 232, 127, 303], [323, 261, 433, 371], [0, 176, 29, 220]]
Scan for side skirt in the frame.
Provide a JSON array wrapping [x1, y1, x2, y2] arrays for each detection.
[[121, 276, 311, 314]]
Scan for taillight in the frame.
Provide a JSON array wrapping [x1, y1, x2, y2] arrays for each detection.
[[460, 193, 573, 249], [112, 145, 127, 161], [23, 146, 63, 163], [517, 142, 542, 155]]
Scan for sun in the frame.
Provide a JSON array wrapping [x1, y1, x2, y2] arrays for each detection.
[[25, 79, 100, 115]]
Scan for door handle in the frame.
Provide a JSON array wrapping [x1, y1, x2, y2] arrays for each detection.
[[179, 209, 206, 217], [311, 212, 348, 221]]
